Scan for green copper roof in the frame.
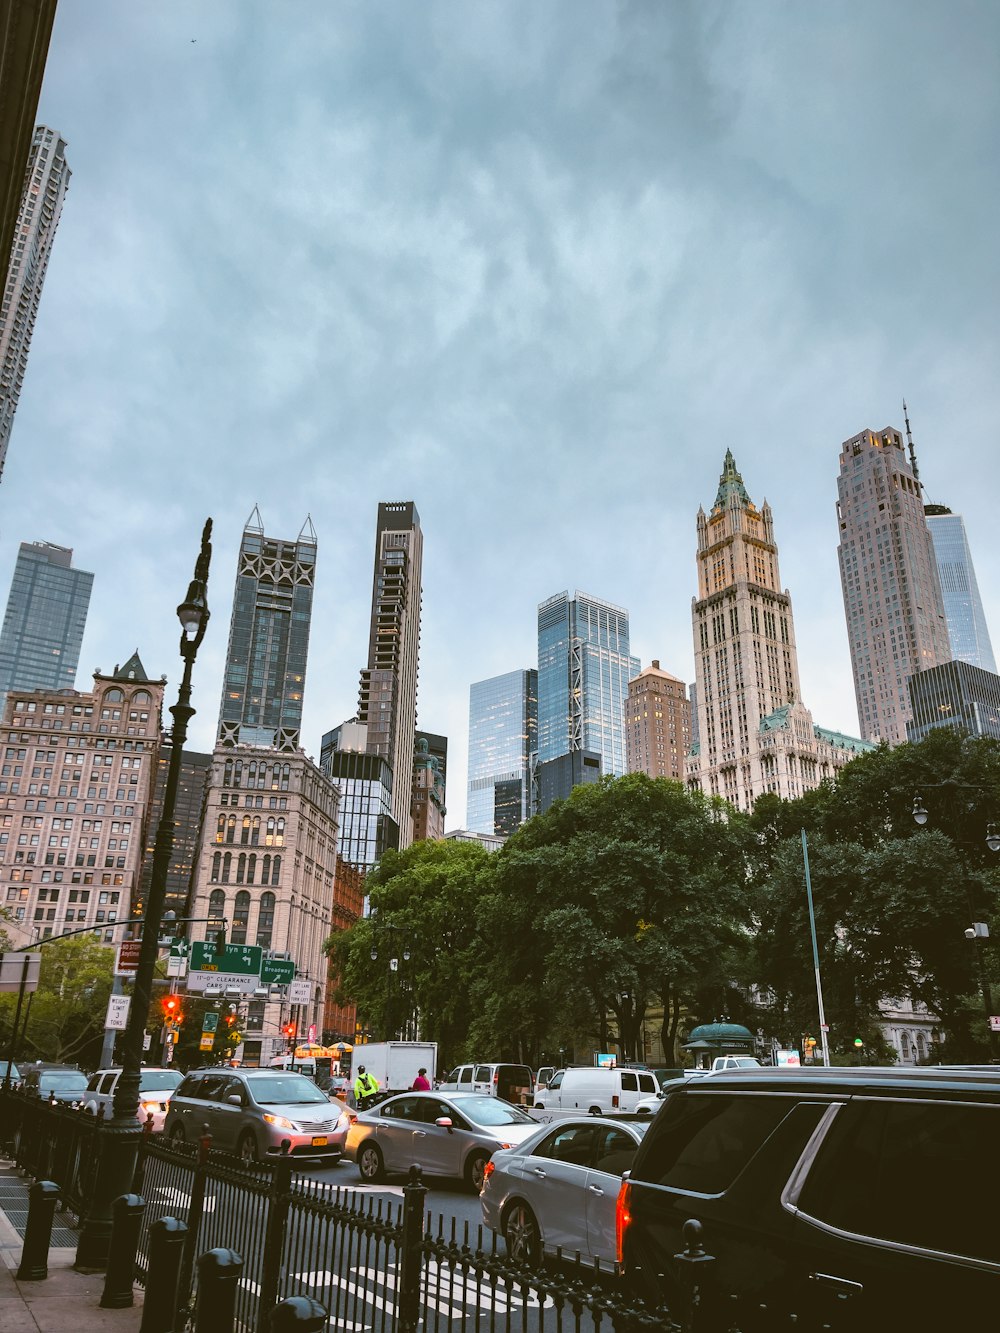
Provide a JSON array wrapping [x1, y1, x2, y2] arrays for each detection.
[[814, 725, 875, 754], [712, 449, 753, 512]]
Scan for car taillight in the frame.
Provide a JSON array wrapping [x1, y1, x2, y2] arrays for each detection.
[[482, 1160, 495, 1184], [615, 1179, 632, 1264], [612, 1094, 619, 1107]]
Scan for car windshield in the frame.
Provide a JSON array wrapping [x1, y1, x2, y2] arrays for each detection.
[[139, 1070, 183, 1092], [0, 1062, 18, 1078], [453, 1096, 536, 1126], [245, 1075, 329, 1105], [41, 1072, 87, 1088]]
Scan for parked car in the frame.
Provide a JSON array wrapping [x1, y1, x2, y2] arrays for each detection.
[[618, 1067, 1000, 1331], [347, 1090, 540, 1192], [164, 1068, 350, 1164], [0, 1061, 20, 1087], [82, 1067, 183, 1132], [481, 1114, 650, 1267], [21, 1064, 88, 1104], [437, 1063, 535, 1106], [534, 1066, 659, 1115], [708, 1055, 761, 1072]]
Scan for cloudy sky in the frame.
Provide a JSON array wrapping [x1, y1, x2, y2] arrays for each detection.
[[5, 1, 998, 826]]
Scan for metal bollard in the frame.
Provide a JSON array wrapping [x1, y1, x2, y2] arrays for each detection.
[[101, 1192, 146, 1308], [140, 1216, 188, 1333], [268, 1295, 329, 1331], [194, 1248, 243, 1333], [16, 1180, 60, 1280]]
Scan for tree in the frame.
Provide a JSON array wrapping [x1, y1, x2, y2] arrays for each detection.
[[0, 936, 114, 1066]]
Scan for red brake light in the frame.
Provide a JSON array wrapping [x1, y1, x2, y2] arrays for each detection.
[[482, 1160, 495, 1184], [612, 1094, 619, 1107], [615, 1179, 632, 1264]]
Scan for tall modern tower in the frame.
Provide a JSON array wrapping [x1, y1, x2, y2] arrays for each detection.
[[924, 505, 996, 673], [467, 669, 537, 837], [537, 591, 638, 792], [687, 452, 870, 810], [836, 427, 951, 744], [0, 126, 70, 479], [357, 501, 423, 849], [0, 541, 93, 715], [216, 508, 317, 752]]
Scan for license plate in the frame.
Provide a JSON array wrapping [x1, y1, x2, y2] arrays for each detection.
[[311, 1136, 328, 1147]]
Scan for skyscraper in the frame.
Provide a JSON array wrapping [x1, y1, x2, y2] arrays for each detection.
[[411, 734, 446, 842], [906, 660, 1000, 743], [924, 505, 996, 673], [0, 125, 70, 478], [836, 426, 951, 744], [536, 591, 638, 810], [0, 541, 93, 716], [217, 508, 317, 752], [467, 669, 537, 837], [320, 719, 399, 871], [688, 452, 870, 809], [625, 660, 691, 780], [357, 501, 423, 848]]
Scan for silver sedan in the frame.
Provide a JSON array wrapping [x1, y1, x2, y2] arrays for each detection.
[[480, 1116, 650, 1267], [346, 1091, 541, 1191]]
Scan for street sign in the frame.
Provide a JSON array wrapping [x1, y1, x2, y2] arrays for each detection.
[[187, 971, 259, 995], [166, 954, 188, 979], [0, 954, 41, 993], [115, 940, 142, 976], [105, 994, 131, 1031], [288, 978, 311, 1004], [199, 1034, 215, 1052], [190, 942, 262, 975], [202, 1012, 219, 1033], [989, 1016, 1000, 1032], [170, 939, 190, 957], [261, 958, 295, 986]]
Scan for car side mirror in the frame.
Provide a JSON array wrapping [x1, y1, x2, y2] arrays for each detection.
[[227, 1094, 243, 1106], [435, 1116, 453, 1131]]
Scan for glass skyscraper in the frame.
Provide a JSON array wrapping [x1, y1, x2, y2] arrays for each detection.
[[321, 720, 399, 870], [925, 506, 996, 673], [467, 669, 537, 837], [537, 591, 638, 779], [0, 541, 93, 715], [217, 508, 317, 752]]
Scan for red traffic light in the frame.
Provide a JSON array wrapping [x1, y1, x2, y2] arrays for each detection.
[[283, 1023, 297, 1039]]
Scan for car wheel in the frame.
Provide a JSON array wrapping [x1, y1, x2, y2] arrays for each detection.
[[237, 1131, 259, 1165], [534, 1102, 544, 1110], [357, 1142, 384, 1183], [503, 1201, 542, 1268], [465, 1150, 491, 1193], [588, 1106, 603, 1116], [169, 1123, 185, 1145]]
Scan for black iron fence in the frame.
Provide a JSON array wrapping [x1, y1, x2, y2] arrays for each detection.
[[0, 1088, 99, 1220]]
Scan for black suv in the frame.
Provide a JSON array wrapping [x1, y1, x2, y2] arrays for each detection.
[[618, 1067, 1000, 1331], [21, 1063, 88, 1104]]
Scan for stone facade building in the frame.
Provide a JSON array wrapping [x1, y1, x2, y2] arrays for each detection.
[[626, 660, 691, 781]]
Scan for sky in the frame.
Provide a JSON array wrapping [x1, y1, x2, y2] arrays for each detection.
[[3, 1, 998, 828]]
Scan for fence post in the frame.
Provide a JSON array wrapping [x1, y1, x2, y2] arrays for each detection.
[[673, 1218, 716, 1333], [16, 1180, 60, 1280], [268, 1294, 329, 1330], [100, 1192, 145, 1308], [193, 1248, 243, 1333], [140, 1216, 188, 1333], [257, 1139, 294, 1315], [397, 1165, 428, 1333], [174, 1125, 212, 1333]]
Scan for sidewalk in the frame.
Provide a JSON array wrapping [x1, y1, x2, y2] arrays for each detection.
[[0, 1162, 144, 1332]]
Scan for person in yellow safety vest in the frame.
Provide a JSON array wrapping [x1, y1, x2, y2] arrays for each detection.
[[354, 1065, 379, 1105]]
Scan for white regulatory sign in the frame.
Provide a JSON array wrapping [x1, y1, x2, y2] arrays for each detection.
[[105, 994, 131, 1031], [990, 1016, 1000, 1032], [187, 970, 259, 995], [287, 978, 311, 1004]]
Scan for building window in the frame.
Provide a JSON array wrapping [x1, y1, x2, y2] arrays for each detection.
[[257, 891, 275, 949], [232, 890, 250, 945]]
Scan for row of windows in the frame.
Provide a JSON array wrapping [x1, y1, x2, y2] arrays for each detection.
[[209, 851, 281, 886], [207, 888, 275, 947], [222, 759, 290, 790], [214, 814, 284, 846]]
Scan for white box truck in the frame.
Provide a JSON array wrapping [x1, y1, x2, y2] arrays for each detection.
[[354, 1041, 437, 1096]]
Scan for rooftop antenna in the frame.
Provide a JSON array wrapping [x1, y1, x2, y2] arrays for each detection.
[[903, 398, 920, 486]]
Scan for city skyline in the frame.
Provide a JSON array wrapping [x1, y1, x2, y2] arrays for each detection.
[[1, 3, 997, 827]]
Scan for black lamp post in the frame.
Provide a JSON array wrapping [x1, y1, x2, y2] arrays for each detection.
[[912, 782, 1000, 1062], [370, 926, 411, 1040], [76, 520, 212, 1271]]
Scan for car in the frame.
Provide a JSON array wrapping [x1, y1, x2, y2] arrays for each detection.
[[346, 1090, 541, 1192], [0, 1060, 20, 1087], [437, 1063, 535, 1106], [481, 1114, 650, 1267], [82, 1067, 184, 1132], [617, 1066, 1000, 1331], [164, 1068, 350, 1164], [534, 1065, 659, 1115], [20, 1064, 88, 1104], [329, 1075, 351, 1099]]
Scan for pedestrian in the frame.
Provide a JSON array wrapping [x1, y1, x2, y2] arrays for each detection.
[[353, 1064, 379, 1107], [411, 1066, 431, 1091]]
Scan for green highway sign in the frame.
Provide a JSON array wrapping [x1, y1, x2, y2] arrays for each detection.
[[261, 958, 295, 985], [190, 942, 263, 976], [202, 1011, 219, 1033]]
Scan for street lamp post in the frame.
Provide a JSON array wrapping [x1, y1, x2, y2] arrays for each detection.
[[370, 926, 411, 1040], [76, 520, 212, 1271], [912, 782, 1000, 1062]]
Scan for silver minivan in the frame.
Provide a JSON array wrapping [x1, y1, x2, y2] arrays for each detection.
[[437, 1063, 534, 1106]]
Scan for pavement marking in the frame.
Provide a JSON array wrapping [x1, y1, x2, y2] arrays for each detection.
[[151, 1185, 216, 1214]]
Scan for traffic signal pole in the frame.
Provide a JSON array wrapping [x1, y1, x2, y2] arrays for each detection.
[[801, 829, 831, 1068]]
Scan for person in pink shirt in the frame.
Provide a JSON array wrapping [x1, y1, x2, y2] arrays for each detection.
[[411, 1067, 431, 1091]]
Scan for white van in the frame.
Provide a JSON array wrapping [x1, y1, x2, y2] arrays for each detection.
[[533, 1065, 659, 1115], [437, 1063, 534, 1105]]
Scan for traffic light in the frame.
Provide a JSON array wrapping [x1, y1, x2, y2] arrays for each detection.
[[213, 927, 227, 957], [162, 995, 181, 1026], [283, 1023, 297, 1039]]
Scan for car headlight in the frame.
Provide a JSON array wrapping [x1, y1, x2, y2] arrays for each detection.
[[336, 1112, 349, 1130], [263, 1113, 301, 1132], [140, 1100, 162, 1115]]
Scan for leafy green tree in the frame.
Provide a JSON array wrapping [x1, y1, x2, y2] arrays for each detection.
[[0, 936, 114, 1066]]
